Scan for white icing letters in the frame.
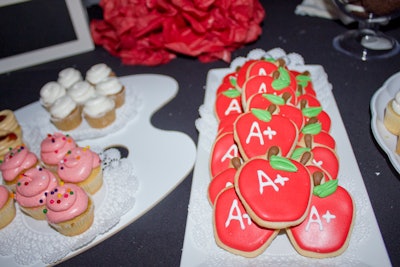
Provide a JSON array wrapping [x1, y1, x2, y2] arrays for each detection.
[[305, 205, 336, 231], [258, 82, 267, 94], [258, 68, 267, 76], [224, 99, 241, 116], [220, 144, 238, 163], [263, 126, 277, 140], [246, 122, 264, 145], [258, 170, 278, 193], [225, 199, 251, 229]]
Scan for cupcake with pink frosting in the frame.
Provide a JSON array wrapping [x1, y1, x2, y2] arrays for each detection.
[[0, 185, 16, 229], [15, 166, 58, 220], [0, 145, 38, 191], [44, 183, 94, 236], [40, 133, 77, 172], [57, 146, 103, 195]]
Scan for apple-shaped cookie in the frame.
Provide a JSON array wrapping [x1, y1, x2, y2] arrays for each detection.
[[234, 109, 298, 160], [213, 186, 279, 257], [287, 180, 355, 258], [234, 155, 313, 229], [216, 71, 238, 95], [208, 167, 236, 206], [302, 106, 331, 133], [215, 89, 243, 122], [210, 132, 241, 178]]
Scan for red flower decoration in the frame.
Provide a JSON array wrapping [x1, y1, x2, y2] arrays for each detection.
[[90, 0, 265, 66]]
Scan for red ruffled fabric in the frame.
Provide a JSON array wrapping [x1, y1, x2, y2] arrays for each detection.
[[90, 0, 265, 66]]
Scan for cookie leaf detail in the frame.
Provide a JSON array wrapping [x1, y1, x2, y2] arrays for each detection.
[[296, 74, 311, 87], [251, 108, 272, 122], [291, 147, 311, 160], [222, 89, 241, 98], [262, 94, 285, 105], [302, 123, 322, 135], [302, 107, 322, 118], [313, 179, 338, 197], [270, 155, 298, 172]]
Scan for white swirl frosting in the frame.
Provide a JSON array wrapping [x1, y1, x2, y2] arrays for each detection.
[[68, 81, 96, 105], [50, 95, 77, 119], [392, 91, 400, 115], [39, 81, 66, 107], [86, 63, 112, 84], [57, 68, 82, 88], [96, 77, 123, 95], [83, 95, 115, 118]]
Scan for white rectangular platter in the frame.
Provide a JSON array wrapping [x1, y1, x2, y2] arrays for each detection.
[[181, 49, 391, 267]]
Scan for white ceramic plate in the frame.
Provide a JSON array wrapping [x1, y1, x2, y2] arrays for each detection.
[[371, 71, 400, 173], [181, 49, 391, 267], [0, 74, 197, 267]]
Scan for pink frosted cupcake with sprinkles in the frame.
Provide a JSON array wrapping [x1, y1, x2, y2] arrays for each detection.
[[0, 145, 38, 191], [40, 133, 77, 172], [15, 166, 58, 220], [0, 185, 16, 229], [44, 183, 94, 236], [57, 146, 103, 195]]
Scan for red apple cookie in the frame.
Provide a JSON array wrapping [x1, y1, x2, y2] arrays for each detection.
[[234, 109, 298, 160], [234, 155, 313, 229], [210, 132, 241, 178], [213, 186, 279, 257], [215, 89, 243, 122], [287, 180, 355, 258]]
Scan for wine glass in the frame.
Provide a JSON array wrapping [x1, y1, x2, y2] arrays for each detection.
[[332, 0, 400, 61]]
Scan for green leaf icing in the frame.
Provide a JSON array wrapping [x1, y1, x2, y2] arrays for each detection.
[[313, 179, 338, 197], [264, 57, 276, 62], [262, 94, 285, 105], [222, 89, 241, 98], [296, 74, 311, 87], [251, 108, 271, 122], [302, 123, 322, 135], [272, 67, 291, 90], [302, 107, 322, 117], [272, 79, 290, 90], [229, 76, 237, 88], [291, 147, 311, 160], [270, 155, 298, 172]]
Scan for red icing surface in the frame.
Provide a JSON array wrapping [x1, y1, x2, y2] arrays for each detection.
[[208, 168, 236, 206], [210, 132, 240, 178], [214, 186, 278, 255], [235, 157, 312, 228], [287, 186, 354, 255], [215, 91, 243, 122], [241, 75, 274, 105], [234, 112, 298, 160], [310, 146, 339, 180]]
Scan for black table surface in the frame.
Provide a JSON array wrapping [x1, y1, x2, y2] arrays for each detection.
[[1, 1, 399, 266]]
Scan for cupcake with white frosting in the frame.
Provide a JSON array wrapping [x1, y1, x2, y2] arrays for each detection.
[[39, 81, 66, 110], [50, 95, 82, 131], [86, 63, 115, 85], [68, 81, 96, 109], [57, 68, 82, 89], [95, 77, 125, 108], [83, 95, 116, 128], [384, 91, 400, 135]]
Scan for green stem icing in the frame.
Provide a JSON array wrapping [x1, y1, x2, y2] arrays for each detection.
[[251, 108, 272, 122], [262, 94, 285, 105], [270, 155, 298, 172], [313, 180, 338, 197], [222, 89, 241, 98], [302, 123, 322, 135]]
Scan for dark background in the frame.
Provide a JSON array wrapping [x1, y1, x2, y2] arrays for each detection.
[[0, 1, 399, 266]]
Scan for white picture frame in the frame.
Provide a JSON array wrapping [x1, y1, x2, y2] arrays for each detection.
[[0, 0, 94, 74]]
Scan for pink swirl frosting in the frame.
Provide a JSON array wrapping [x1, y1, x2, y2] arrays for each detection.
[[0, 145, 38, 182], [40, 133, 77, 165], [0, 185, 11, 209], [45, 183, 88, 223], [57, 147, 101, 183], [15, 167, 58, 208]]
